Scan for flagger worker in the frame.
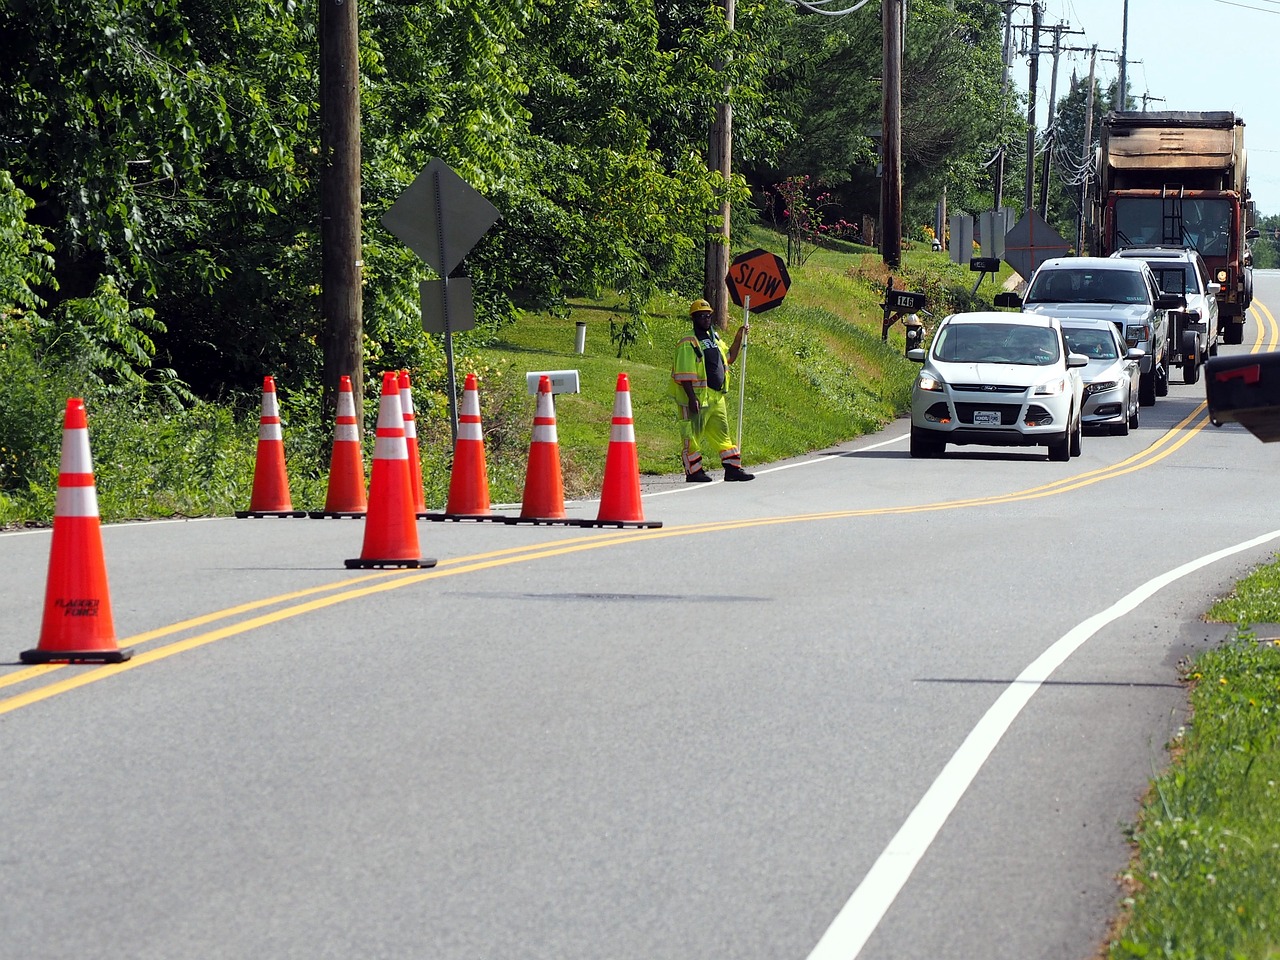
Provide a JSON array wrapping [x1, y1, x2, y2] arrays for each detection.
[[670, 298, 755, 482]]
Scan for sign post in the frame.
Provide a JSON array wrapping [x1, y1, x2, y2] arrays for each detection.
[[725, 249, 791, 453], [381, 159, 500, 441]]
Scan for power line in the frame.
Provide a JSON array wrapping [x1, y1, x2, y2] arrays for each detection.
[[1212, 0, 1280, 12]]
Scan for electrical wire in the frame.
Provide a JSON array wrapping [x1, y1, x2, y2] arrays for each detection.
[[782, 0, 876, 16]]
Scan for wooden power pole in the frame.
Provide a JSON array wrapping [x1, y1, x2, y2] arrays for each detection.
[[705, 0, 735, 327], [881, 0, 903, 268], [319, 0, 364, 426], [1023, 1, 1040, 215], [1077, 45, 1098, 255]]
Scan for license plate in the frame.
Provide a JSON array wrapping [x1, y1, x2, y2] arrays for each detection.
[[973, 410, 1001, 426]]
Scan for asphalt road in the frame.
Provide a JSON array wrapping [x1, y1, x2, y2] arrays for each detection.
[[4, 273, 1280, 960]]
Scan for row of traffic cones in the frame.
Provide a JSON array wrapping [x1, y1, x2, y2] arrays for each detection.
[[16, 370, 658, 663], [239, 372, 658, 528]]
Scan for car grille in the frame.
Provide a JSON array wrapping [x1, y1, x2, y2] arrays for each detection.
[[949, 383, 1026, 393], [954, 403, 1021, 425]]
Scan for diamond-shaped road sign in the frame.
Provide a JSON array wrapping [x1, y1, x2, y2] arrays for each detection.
[[381, 158, 500, 278], [1002, 211, 1071, 282]]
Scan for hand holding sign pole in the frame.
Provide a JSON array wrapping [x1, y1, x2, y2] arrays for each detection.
[[726, 249, 791, 453]]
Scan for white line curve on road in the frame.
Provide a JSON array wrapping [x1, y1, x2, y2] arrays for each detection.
[[805, 526, 1280, 960]]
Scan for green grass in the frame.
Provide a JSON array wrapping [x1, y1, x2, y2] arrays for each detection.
[[1107, 559, 1280, 959]]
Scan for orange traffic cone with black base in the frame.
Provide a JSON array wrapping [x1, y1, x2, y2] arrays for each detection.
[[236, 375, 306, 518], [399, 370, 429, 519], [345, 372, 435, 569], [427, 373, 503, 522], [21, 399, 133, 664], [310, 375, 367, 518], [580, 373, 661, 529], [506, 375, 575, 525]]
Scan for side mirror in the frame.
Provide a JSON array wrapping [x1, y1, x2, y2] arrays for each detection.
[[1126, 347, 1146, 361], [1155, 294, 1183, 311], [906, 348, 927, 363], [1246, 228, 1261, 241], [1205, 352, 1280, 440], [1066, 352, 1089, 369], [1207, 282, 1221, 295]]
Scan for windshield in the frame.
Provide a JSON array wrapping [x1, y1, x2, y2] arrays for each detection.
[[1025, 268, 1148, 305], [932, 322, 1062, 365], [1063, 327, 1118, 360], [1114, 197, 1232, 257], [1147, 264, 1193, 296]]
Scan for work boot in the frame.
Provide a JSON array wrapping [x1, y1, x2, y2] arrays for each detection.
[[685, 468, 713, 483], [723, 464, 755, 482]]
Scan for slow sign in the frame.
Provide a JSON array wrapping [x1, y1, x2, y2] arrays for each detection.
[[726, 249, 791, 313]]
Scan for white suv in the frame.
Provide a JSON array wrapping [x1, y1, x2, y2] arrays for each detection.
[[1112, 246, 1220, 385], [908, 311, 1086, 461]]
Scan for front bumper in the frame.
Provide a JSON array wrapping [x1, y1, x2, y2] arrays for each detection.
[[1081, 381, 1127, 426], [910, 385, 1073, 447]]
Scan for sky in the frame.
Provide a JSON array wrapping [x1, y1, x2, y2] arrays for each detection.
[[1008, 0, 1280, 216]]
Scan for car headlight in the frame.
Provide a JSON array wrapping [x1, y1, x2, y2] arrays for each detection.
[[1034, 377, 1067, 396], [1088, 379, 1118, 392], [1125, 323, 1148, 343], [917, 373, 945, 392]]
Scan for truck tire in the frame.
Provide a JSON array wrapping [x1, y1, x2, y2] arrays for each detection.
[[1139, 369, 1156, 406], [1225, 322, 1245, 345]]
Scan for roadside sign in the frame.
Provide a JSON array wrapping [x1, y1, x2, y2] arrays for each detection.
[[381, 159, 500, 277], [887, 290, 926, 312], [726, 249, 791, 312], [381, 158, 501, 442], [1003, 212, 1070, 281]]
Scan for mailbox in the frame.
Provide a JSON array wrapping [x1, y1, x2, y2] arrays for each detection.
[[993, 291, 1023, 309], [526, 369, 581, 395], [970, 257, 1002, 273], [887, 290, 927, 313], [1205, 352, 1280, 442]]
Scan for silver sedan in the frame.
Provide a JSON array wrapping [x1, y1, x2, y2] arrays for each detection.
[[1062, 318, 1143, 436]]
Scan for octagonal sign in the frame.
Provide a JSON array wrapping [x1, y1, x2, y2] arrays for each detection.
[[726, 249, 791, 313]]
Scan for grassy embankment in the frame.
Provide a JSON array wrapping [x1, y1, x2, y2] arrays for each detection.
[[1108, 565, 1280, 959]]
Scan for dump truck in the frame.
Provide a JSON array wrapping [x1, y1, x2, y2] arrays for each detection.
[[1094, 110, 1258, 344]]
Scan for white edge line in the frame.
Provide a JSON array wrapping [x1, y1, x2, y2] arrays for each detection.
[[805, 526, 1280, 960], [642, 431, 910, 500]]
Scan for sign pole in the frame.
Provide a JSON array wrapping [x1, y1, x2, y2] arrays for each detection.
[[434, 169, 459, 444], [737, 295, 750, 450]]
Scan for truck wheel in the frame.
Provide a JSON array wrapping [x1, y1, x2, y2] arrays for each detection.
[[1225, 323, 1245, 345], [1184, 357, 1200, 385], [1139, 370, 1156, 406], [1156, 362, 1169, 397]]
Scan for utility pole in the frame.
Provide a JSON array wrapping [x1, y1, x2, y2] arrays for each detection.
[[1024, 1, 1040, 214], [319, 0, 364, 427], [1077, 45, 1098, 255], [704, 0, 734, 328], [992, 0, 1015, 214], [1037, 20, 1084, 218], [1117, 0, 1129, 110], [1141, 92, 1165, 112], [881, 0, 903, 268]]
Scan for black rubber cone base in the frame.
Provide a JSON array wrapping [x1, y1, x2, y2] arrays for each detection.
[[20, 646, 135, 664], [502, 516, 581, 526], [422, 511, 509, 523], [308, 510, 366, 519], [577, 519, 663, 529], [344, 557, 437, 569], [236, 510, 308, 518]]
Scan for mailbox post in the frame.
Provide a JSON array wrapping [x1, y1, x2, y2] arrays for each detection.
[[881, 278, 927, 343]]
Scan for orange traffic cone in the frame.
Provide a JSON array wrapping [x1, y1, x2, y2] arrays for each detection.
[[581, 373, 662, 529], [21, 399, 133, 663], [507, 375, 575, 525], [236, 375, 306, 518], [427, 373, 503, 522], [310, 375, 367, 519], [345, 371, 435, 569], [399, 370, 428, 518]]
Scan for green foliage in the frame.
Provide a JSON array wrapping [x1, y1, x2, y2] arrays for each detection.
[[1111, 633, 1280, 960], [0, 171, 56, 318]]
